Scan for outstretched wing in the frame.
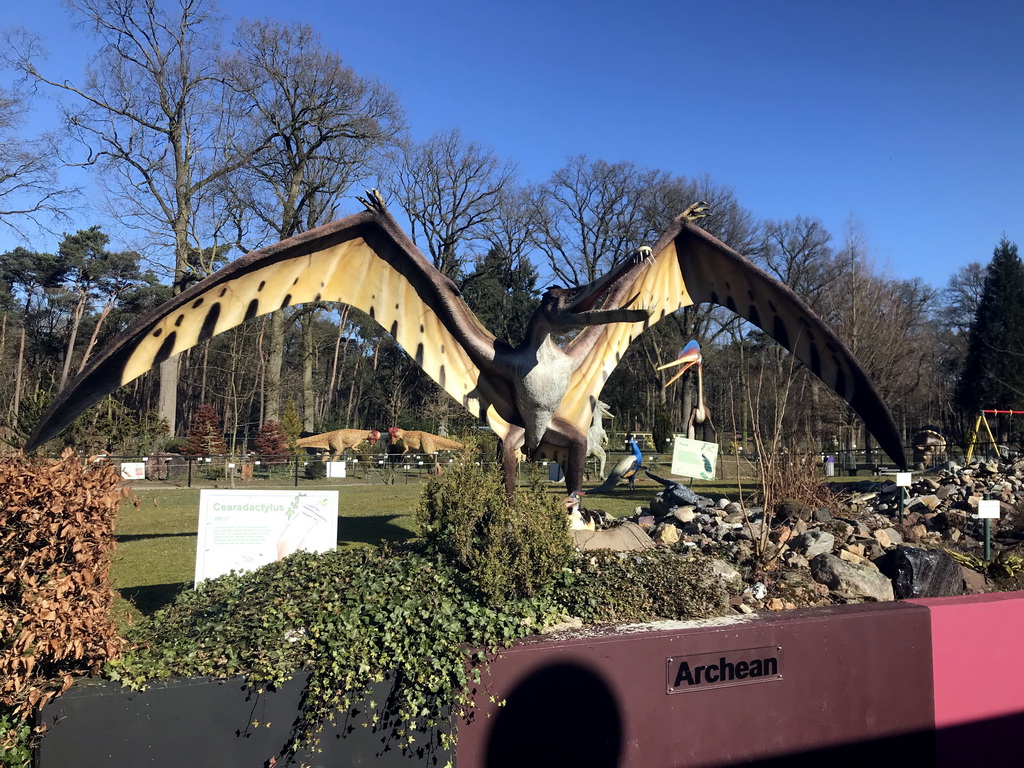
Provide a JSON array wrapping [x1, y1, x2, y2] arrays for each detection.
[[26, 199, 514, 450], [556, 218, 906, 468]]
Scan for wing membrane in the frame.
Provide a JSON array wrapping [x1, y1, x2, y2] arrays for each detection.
[[27, 210, 505, 449], [557, 220, 905, 468]]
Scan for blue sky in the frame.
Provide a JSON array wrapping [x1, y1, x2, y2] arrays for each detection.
[[4, 0, 1022, 289]]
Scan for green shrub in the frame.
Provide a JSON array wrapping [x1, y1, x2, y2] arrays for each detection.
[[109, 546, 561, 757], [0, 713, 32, 768], [652, 404, 673, 453], [162, 436, 189, 453], [552, 550, 728, 624], [304, 460, 326, 480], [416, 457, 573, 605]]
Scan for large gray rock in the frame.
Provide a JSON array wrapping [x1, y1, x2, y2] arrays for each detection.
[[790, 529, 835, 558], [889, 546, 963, 598], [809, 553, 894, 602], [710, 558, 743, 586], [572, 521, 654, 551]]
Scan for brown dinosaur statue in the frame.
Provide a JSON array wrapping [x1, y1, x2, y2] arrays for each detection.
[[296, 428, 380, 460], [388, 427, 463, 455]]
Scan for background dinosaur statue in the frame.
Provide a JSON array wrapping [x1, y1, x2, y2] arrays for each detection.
[[296, 428, 380, 460], [388, 427, 463, 455], [586, 400, 613, 479]]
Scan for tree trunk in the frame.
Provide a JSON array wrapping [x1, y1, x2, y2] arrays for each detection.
[[58, 293, 88, 391], [12, 325, 25, 422], [302, 314, 315, 432], [265, 309, 285, 423], [158, 357, 178, 435]]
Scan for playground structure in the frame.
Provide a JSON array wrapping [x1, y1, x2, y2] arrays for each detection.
[[964, 409, 1024, 464]]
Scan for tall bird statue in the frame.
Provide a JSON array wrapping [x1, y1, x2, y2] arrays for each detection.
[[25, 191, 906, 494], [657, 340, 715, 441]]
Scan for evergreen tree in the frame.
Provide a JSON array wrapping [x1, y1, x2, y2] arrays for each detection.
[[253, 420, 289, 465], [956, 238, 1024, 429], [461, 247, 539, 346], [185, 405, 228, 457]]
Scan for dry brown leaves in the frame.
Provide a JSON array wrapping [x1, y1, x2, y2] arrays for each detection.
[[0, 449, 124, 718]]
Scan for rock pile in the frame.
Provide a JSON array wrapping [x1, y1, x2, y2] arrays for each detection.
[[617, 460, 1024, 613]]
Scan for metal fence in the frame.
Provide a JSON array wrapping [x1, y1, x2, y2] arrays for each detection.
[[101, 452, 484, 488], [72, 443, 933, 489]]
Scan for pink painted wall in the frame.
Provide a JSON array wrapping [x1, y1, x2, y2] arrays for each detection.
[[908, 592, 1024, 727], [908, 592, 1024, 764]]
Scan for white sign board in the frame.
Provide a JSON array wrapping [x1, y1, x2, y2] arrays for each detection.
[[326, 461, 347, 478], [977, 499, 1001, 519], [194, 490, 338, 585], [671, 437, 719, 480], [120, 462, 146, 480], [895, 472, 912, 487]]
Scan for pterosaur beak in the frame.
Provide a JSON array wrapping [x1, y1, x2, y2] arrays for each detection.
[[657, 340, 702, 387]]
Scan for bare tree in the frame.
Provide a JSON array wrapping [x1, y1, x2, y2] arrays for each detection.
[[219, 18, 403, 424], [754, 216, 835, 303], [223, 18, 403, 244], [10, 0, 269, 433], [822, 220, 935, 459], [380, 128, 516, 279], [0, 85, 77, 238], [530, 156, 660, 286]]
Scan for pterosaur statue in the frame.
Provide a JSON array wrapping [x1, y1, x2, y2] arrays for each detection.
[[25, 190, 906, 493]]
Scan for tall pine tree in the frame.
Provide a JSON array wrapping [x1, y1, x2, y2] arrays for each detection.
[[956, 238, 1024, 437]]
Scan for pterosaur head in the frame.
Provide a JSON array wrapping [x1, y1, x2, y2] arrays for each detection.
[[657, 340, 703, 387], [535, 247, 654, 334]]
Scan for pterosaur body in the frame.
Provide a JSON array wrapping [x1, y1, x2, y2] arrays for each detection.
[[26, 191, 906, 492]]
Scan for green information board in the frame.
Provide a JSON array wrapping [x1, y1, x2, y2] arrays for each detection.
[[670, 436, 718, 480]]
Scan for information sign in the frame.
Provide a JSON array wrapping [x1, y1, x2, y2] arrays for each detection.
[[120, 462, 146, 480], [194, 490, 338, 585], [671, 437, 719, 480], [977, 499, 1001, 519], [326, 461, 347, 478]]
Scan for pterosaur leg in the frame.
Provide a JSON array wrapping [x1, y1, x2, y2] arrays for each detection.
[[544, 417, 589, 495], [502, 425, 526, 498]]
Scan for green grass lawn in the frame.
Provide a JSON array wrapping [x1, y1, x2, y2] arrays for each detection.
[[112, 482, 428, 619], [110, 460, 854, 621]]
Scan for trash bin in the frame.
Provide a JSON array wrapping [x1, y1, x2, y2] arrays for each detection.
[[825, 456, 835, 477]]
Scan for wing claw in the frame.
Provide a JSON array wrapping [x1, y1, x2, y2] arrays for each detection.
[[677, 201, 709, 222], [356, 188, 388, 215]]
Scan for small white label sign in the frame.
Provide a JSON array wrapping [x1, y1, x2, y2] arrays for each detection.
[[977, 499, 1001, 519], [895, 472, 912, 487], [326, 461, 347, 478], [671, 437, 719, 480], [120, 462, 146, 480], [195, 490, 338, 585]]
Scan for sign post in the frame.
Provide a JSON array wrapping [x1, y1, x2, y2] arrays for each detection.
[[895, 472, 912, 523], [978, 496, 1000, 562]]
